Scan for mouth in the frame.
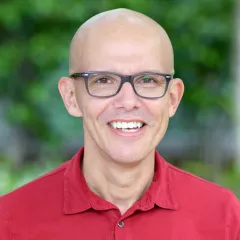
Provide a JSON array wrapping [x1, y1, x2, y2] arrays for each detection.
[[108, 121, 146, 133]]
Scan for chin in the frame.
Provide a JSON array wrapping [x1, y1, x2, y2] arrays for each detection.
[[106, 147, 147, 165]]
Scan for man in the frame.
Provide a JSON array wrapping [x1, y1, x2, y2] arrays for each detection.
[[0, 8, 239, 240]]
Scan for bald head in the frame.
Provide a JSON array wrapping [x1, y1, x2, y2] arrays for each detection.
[[69, 8, 174, 75]]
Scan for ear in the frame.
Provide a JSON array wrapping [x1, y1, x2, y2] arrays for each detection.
[[58, 77, 82, 117], [168, 78, 184, 118]]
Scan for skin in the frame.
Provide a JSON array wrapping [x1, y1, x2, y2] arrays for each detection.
[[58, 8, 184, 214]]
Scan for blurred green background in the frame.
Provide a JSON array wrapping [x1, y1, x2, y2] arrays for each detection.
[[1, 0, 240, 197]]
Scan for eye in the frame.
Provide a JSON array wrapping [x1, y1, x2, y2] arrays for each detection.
[[136, 76, 158, 84], [141, 77, 155, 83], [95, 77, 113, 84]]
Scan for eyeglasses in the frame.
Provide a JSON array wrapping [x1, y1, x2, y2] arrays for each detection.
[[70, 71, 173, 99]]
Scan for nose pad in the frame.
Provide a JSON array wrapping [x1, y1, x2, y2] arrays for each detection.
[[119, 82, 135, 96], [114, 81, 140, 110], [119, 74, 135, 94]]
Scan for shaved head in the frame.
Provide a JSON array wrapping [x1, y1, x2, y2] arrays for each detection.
[[69, 8, 174, 75], [59, 8, 184, 167]]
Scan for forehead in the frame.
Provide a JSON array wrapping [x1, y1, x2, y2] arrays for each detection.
[[72, 21, 173, 74]]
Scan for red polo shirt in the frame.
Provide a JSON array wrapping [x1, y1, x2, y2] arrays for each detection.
[[0, 147, 240, 239]]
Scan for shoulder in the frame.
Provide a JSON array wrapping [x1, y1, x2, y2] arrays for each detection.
[[168, 163, 236, 198], [0, 161, 69, 212], [0, 161, 71, 239], [168, 162, 240, 220], [168, 163, 240, 236], [168, 164, 240, 229]]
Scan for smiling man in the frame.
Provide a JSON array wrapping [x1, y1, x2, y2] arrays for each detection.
[[0, 8, 240, 240]]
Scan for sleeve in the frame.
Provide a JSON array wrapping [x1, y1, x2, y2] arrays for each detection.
[[0, 202, 11, 240], [226, 192, 240, 240]]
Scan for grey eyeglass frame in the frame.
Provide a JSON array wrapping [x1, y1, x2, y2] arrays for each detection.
[[70, 71, 173, 99]]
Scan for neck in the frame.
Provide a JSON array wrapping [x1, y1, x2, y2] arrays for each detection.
[[82, 148, 155, 215]]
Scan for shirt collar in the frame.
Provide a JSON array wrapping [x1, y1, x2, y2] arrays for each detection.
[[151, 151, 179, 210], [63, 147, 179, 215]]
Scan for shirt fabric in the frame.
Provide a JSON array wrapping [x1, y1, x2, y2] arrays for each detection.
[[0, 147, 240, 240]]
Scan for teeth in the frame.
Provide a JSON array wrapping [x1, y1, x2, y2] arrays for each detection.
[[122, 128, 139, 132], [112, 122, 117, 129], [122, 122, 128, 129], [109, 121, 144, 129]]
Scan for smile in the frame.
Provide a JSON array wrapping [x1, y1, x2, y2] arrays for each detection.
[[108, 121, 146, 133]]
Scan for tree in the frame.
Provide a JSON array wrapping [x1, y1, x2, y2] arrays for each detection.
[[0, 0, 235, 165], [235, 0, 240, 172]]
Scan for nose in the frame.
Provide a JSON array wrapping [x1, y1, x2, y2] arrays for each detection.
[[113, 82, 141, 111]]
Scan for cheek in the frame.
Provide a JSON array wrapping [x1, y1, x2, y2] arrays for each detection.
[[146, 98, 169, 122], [82, 100, 103, 120], [77, 93, 111, 123]]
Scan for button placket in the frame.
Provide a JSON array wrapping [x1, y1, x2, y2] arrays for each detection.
[[115, 219, 128, 240]]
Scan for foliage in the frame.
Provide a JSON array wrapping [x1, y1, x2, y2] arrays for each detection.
[[0, 0, 239, 191], [1, 0, 235, 142]]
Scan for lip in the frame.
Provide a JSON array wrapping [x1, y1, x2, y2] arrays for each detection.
[[107, 119, 146, 124]]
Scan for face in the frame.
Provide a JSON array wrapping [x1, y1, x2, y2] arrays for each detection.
[[59, 22, 184, 164]]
